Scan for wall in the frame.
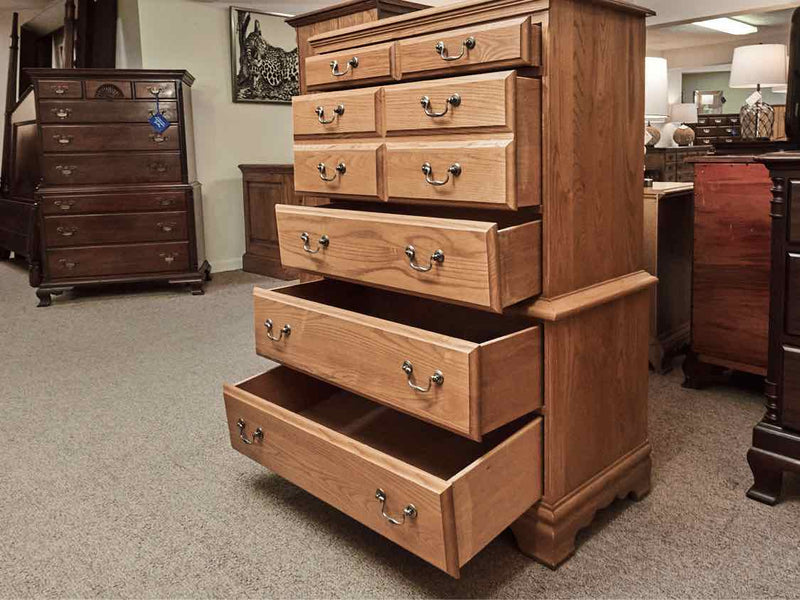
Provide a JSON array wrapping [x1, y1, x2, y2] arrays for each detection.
[[136, 0, 296, 272], [682, 70, 786, 108], [115, 0, 142, 69]]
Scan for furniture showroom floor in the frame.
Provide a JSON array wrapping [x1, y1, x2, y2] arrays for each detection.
[[2, 258, 799, 599]]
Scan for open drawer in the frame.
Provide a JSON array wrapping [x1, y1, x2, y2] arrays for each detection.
[[253, 279, 542, 440], [223, 367, 543, 577], [275, 203, 542, 312]]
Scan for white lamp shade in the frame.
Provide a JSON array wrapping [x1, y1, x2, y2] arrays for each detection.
[[670, 103, 698, 124], [774, 84, 788, 93], [729, 44, 788, 88], [645, 57, 669, 120]]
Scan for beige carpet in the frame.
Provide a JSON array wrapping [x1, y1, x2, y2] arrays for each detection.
[[1, 257, 799, 599]]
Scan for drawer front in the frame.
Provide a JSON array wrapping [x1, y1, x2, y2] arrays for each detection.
[[782, 346, 800, 430], [38, 80, 82, 99], [41, 191, 187, 215], [385, 71, 524, 134], [787, 253, 800, 336], [253, 282, 542, 438], [398, 17, 540, 79], [306, 42, 396, 90], [44, 212, 187, 247], [43, 153, 183, 185], [293, 87, 381, 137], [224, 367, 543, 576], [134, 81, 178, 99], [40, 100, 179, 124], [85, 80, 133, 99], [294, 142, 383, 199], [47, 241, 190, 278], [386, 139, 513, 207], [42, 124, 181, 152], [275, 204, 542, 311]]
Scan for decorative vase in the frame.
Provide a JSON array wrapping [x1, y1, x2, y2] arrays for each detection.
[[645, 122, 661, 146], [673, 124, 696, 147]]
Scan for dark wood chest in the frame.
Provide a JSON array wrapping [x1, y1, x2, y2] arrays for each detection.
[[27, 69, 209, 306]]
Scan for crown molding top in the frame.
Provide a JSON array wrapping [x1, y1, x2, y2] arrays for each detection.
[[308, 0, 654, 52], [285, 0, 428, 28], [24, 68, 196, 85]]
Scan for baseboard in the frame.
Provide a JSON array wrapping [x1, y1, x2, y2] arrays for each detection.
[[208, 257, 243, 273]]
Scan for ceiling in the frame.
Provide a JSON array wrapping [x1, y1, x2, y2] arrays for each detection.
[[647, 7, 794, 52]]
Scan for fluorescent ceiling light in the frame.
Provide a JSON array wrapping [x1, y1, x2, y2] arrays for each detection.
[[693, 18, 758, 35]]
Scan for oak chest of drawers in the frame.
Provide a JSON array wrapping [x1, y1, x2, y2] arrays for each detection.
[[224, 0, 655, 578], [27, 69, 209, 307]]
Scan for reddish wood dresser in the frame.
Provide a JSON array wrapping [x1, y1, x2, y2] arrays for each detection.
[[27, 69, 209, 307]]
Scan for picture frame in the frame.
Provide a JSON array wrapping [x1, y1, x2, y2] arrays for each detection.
[[230, 6, 299, 104]]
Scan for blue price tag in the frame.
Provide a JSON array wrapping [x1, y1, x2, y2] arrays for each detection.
[[149, 112, 171, 134]]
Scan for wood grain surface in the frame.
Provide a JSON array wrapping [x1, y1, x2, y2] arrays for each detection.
[[41, 124, 181, 152], [275, 204, 541, 311], [294, 141, 384, 198], [306, 41, 398, 90], [293, 86, 383, 137]]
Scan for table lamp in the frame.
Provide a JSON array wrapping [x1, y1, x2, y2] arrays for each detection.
[[670, 103, 698, 146], [729, 44, 787, 139]]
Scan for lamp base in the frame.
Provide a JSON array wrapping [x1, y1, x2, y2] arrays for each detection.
[[740, 102, 775, 140]]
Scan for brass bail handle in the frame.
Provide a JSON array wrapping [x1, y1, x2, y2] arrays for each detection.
[[420, 94, 461, 118], [375, 489, 417, 525], [264, 319, 291, 342], [422, 162, 461, 186], [318, 162, 346, 182], [237, 418, 263, 445], [404, 245, 444, 272], [401, 360, 444, 393], [316, 104, 345, 124], [331, 56, 359, 77], [300, 232, 330, 254], [434, 36, 476, 61]]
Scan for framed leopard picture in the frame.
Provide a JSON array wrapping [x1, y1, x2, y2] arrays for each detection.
[[230, 7, 299, 104]]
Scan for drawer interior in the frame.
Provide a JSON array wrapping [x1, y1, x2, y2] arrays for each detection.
[[273, 278, 536, 342], [236, 366, 535, 480], [322, 200, 540, 228]]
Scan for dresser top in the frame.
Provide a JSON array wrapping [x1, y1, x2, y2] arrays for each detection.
[[25, 69, 196, 86], [286, 0, 428, 27], [308, 0, 654, 51]]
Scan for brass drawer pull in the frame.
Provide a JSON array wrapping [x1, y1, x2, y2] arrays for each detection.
[[53, 134, 73, 145], [375, 489, 417, 525], [150, 162, 168, 173], [401, 360, 444, 393], [422, 162, 461, 186], [316, 104, 345, 124], [53, 199, 76, 211], [150, 133, 168, 144], [56, 226, 77, 237], [159, 251, 179, 264], [404, 245, 444, 272], [157, 198, 176, 207], [51, 107, 72, 119], [264, 319, 291, 342], [330, 57, 358, 77], [317, 162, 346, 182], [435, 36, 476, 62], [148, 109, 169, 119], [58, 258, 77, 270], [51, 84, 69, 95], [157, 222, 177, 233], [148, 86, 164, 96], [55, 165, 76, 176], [236, 418, 263, 445], [420, 94, 460, 118], [300, 232, 329, 254]]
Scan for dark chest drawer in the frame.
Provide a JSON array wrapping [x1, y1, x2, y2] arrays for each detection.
[[42, 124, 181, 152], [44, 211, 188, 247], [47, 241, 190, 278], [43, 153, 183, 185], [38, 80, 82, 99], [41, 190, 187, 215], [40, 100, 179, 124], [787, 254, 800, 336]]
